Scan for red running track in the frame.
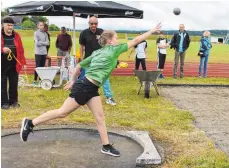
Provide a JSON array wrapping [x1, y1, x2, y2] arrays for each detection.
[[21, 59, 229, 77]]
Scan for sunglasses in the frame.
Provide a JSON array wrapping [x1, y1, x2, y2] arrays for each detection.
[[89, 22, 98, 25]]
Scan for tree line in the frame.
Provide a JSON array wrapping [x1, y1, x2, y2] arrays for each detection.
[[114, 30, 229, 36], [1, 11, 228, 36], [1, 11, 60, 31], [20, 16, 60, 31]]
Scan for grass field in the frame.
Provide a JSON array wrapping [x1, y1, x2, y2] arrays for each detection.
[[22, 75, 229, 86], [18, 30, 229, 63], [2, 76, 229, 167]]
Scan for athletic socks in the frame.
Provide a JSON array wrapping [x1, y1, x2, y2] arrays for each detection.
[[28, 120, 34, 128]]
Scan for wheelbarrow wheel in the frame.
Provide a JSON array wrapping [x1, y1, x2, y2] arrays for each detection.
[[40, 79, 53, 90], [144, 81, 150, 98], [18, 75, 28, 88]]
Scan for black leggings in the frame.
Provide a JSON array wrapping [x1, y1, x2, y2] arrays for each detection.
[[34, 54, 47, 81], [158, 53, 166, 69], [135, 57, 146, 70]]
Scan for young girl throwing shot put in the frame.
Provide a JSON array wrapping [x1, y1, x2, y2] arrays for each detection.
[[20, 23, 161, 157]]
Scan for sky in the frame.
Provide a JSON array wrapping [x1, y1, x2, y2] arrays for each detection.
[[1, 0, 229, 31]]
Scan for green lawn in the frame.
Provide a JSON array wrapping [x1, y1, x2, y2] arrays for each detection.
[[2, 76, 229, 167], [18, 30, 229, 63], [21, 75, 229, 87]]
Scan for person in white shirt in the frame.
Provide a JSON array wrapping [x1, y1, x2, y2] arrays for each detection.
[[156, 31, 169, 78], [129, 35, 147, 70]]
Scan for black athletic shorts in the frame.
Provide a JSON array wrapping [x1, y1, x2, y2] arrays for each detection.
[[69, 77, 99, 105], [158, 52, 166, 69]]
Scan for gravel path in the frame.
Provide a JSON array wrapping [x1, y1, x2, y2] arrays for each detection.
[[161, 87, 229, 156]]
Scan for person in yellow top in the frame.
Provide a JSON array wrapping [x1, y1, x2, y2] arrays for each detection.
[[75, 50, 81, 62]]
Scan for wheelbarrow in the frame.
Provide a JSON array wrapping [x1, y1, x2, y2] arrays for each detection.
[[35, 66, 62, 90], [21, 56, 76, 90], [134, 70, 161, 98], [36, 56, 76, 90]]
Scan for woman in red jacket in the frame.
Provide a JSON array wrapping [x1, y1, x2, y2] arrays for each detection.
[[1, 17, 26, 110]]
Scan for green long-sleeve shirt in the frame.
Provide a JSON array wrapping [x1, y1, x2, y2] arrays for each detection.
[[80, 43, 128, 87]]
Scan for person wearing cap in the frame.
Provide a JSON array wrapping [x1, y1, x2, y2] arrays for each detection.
[[55, 27, 72, 66], [1, 17, 26, 109]]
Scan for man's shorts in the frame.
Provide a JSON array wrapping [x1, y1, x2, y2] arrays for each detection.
[[69, 77, 99, 105]]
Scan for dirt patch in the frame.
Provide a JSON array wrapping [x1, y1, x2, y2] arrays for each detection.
[[161, 87, 229, 156]]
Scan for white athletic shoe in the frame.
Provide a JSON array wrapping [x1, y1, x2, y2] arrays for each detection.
[[106, 98, 116, 106]]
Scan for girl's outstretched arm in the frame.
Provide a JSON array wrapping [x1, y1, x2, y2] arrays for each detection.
[[127, 23, 161, 49]]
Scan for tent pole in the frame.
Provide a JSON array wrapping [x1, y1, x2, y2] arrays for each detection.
[[73, 13, 76, 55]]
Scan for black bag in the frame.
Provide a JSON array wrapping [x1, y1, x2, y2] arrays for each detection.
[[198, 38, 206, 57], [198, 50, 205, 57]]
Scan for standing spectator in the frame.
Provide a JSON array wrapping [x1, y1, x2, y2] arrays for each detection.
[[34, 22, 49, 85], [156, 31, 169, 78], [44, 23, 50, 54], [1, 17, 26, 109], [170, 24, 191, 78], [79, 16, 116, 106], [55, 27, 72, 66], [198, 31, 212, 78], [128, 33, 147, 70]]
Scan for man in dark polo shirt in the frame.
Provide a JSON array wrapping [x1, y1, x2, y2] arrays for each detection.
[[56, 27, 72, 66], [79, 16, 116, 106]]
